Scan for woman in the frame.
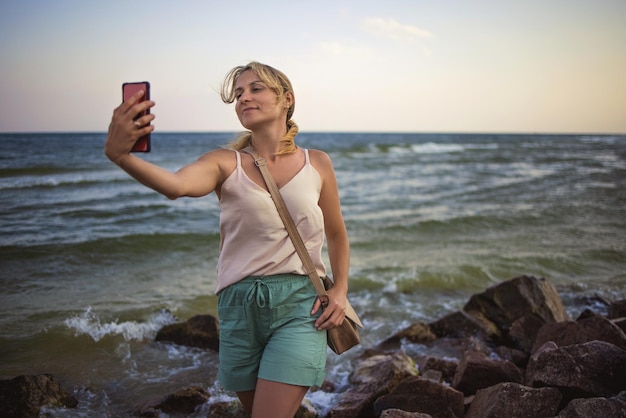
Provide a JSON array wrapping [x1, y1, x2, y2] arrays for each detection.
[[104, 62, 350, 417]]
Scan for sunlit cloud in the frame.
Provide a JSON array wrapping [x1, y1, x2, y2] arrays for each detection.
[[362, 17, 433, 42]]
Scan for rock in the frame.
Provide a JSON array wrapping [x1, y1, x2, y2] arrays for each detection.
[[465, 382, 562, 418], [349, 351, 419, 388], [463, 275, 569, 349], [380, 409, 433, 418], [414, 356, 457, 384], [614, 317, 626, 334], [206, 399, 248, 417], [135, 386, 209, 416], [429, 310, 499, 341], [526, 340, 626, 400], [155, 314, 219, 351], [204, 397, 317, 418], [294, 399, 319, 418], [378, 321, 437, 349], [556, 391, 626, 418], [531, 309, 626, 353], [311, 379, 337, 393], [452, 350, 523, 396], [326, 351, 418, 418], [494, 345, 529, 368], [373, 376, 465, 418], [421, 369, 443, 383], [609, 299, 626, 319], [410, 336, 492, 384], [508, 312, 547, 353], [0, 374, 78, 418]]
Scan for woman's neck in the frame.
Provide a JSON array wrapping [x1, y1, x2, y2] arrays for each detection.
[[249, 123, 289, 157]]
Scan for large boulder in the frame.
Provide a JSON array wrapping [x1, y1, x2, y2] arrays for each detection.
[[556, 391, 626, 418], [429, 310, 500, 341], [463, 275, 569, 349], [326, 351, 418, 418], [531, 309, 626, 353], [465, 382, 562, 418], [452, 350, 523, 396], [155, 314, 219, 351], [0, 374, 77, 418], [135, 386, 209, 417], [373, 376, 465, 418], [526, 340, 626, 399]]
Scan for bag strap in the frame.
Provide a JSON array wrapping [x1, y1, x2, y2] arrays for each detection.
[[246, 148, 329, 307]]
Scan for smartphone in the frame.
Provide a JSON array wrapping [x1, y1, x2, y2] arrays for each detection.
[[122, 81, 151, 152]]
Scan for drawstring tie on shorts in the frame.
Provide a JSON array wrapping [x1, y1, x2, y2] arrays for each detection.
[[246, 278, 273, 309]]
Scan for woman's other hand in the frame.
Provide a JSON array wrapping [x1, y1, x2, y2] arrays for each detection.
[[311, 285, 347, 330]]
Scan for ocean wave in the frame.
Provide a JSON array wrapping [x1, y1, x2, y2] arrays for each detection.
[[64, 307, 177, 342], [0, 171, 128, 191], [409, 142, 465, 154], [579, 135, 620, 144], [378, 142, 467, 155]]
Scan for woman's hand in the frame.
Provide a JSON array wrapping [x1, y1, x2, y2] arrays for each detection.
[[104, 90, 155, 165], [311, 285, 348, 330]]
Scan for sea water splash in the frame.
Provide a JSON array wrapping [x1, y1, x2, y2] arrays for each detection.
[[64, 307, 177, 342]]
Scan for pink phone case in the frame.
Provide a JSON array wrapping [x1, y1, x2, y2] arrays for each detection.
[[122, 81, 151, 152]]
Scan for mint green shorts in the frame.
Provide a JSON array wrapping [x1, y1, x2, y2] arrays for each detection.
[[217, 274, 327, 392]]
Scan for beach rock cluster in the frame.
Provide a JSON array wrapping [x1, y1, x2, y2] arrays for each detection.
[[2, 275, 625, 417], [321, 275, 626, 418]]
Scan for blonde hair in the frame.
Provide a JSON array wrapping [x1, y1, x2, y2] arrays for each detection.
[[221, 62, 298, 154]]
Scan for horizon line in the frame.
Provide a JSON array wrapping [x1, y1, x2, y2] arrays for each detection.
[[1, 129, 625, 136]]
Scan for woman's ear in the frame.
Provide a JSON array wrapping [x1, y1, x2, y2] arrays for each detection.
[[284, 91, 295, 109]]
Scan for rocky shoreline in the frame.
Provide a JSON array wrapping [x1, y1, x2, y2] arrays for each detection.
[[2, 275, 625, 417]]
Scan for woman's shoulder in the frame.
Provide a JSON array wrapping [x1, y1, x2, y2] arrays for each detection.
[[306, 148, 331, 164], [193, 148, 238, 178], [306, 148, 334, 177], [196, 147, 237, 163]]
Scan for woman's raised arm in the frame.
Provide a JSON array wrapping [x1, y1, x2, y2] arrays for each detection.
[[105, 90, 229, 200]]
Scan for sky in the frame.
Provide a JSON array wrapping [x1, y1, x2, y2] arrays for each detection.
[[1, 0, 625, 134]]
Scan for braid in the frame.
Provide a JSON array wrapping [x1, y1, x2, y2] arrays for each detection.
[[277, 120, 298, 155]]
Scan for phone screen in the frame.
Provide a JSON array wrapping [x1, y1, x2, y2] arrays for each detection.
[[122, 81, 151, 152]]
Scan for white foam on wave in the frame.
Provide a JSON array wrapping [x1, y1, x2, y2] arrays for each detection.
[[410, 142, 464, 154], [64, 307, 177, 342]]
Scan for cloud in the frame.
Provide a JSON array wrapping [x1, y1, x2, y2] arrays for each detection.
[[362, 17, 433, 42]]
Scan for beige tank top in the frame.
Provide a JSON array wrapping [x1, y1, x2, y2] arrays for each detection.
[[215, 149, 326, 293]]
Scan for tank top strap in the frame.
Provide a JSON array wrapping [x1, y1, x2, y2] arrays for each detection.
[[303, 148, 310, 165], [234, 149, 242, 167]]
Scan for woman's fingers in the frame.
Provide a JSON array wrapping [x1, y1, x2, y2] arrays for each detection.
[[117, 90, 155, 121], [314, 298, 346, 330], [132, 112, 156, 130]]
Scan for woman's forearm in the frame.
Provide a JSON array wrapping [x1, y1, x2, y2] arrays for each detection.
[[113, 153, 185, 200], [326, 230, 350, 293]]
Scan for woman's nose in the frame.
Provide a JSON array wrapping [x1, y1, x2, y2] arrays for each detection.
[[239, 90, 251, 102]]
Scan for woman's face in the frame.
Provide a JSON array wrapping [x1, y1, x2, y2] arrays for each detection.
[[234, 70, 291, 130]]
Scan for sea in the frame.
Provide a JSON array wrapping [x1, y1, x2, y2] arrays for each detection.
[[1, 132, 624, 416]]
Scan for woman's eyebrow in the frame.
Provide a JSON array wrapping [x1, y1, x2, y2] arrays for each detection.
[[235, 80, 266, 93]]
